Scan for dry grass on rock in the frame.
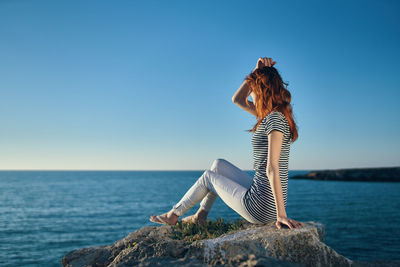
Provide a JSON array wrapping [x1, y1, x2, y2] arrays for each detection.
[[170, 217, 247, 242]]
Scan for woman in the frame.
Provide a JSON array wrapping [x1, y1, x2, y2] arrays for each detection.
[[150, 57, 303, 230]]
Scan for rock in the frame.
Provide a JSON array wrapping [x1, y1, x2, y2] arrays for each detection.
[[291, 167, 400, 182], [62, 220, 356, 267], [351, 260, 400, 267]]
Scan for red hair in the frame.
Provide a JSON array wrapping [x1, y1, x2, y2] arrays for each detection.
[[244, 66, 299, 142]]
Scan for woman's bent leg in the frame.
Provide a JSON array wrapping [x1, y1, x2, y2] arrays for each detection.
[[200, 158, 254, 212], [172, 169, 261, 224], [171, 172, 211, 217]]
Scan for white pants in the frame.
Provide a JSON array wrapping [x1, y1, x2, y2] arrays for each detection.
[[171, 158, 264, 224]]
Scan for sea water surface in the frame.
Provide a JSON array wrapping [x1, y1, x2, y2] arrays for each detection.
[[0, 170, 399, 266]]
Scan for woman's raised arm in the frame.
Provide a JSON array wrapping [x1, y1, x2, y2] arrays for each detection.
[[232, 80, 257, 116], [232, 57, 277, 116]]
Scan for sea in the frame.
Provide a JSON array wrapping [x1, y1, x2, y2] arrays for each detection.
[[0, 170, 399, 266]]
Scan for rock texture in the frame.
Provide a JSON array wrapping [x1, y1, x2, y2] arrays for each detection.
[[62, 220, 355, 267], [291, 167, 400, 182]]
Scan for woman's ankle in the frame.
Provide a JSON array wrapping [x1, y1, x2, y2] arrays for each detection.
[[169, 210, 179, 218], [196, 208, 209, 219]]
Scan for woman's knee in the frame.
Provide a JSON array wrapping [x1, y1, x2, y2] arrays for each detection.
[[211, 158, 228, 172]]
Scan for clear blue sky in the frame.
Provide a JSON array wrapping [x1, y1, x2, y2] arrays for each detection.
[[0, 0, 399, 170]]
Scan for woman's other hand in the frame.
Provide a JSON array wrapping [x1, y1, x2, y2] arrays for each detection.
[[276, 215, 303, 229], [254, 57, 276, 71]]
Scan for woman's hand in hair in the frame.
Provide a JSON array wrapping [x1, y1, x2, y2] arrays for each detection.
[[254, 57, 276, 71]]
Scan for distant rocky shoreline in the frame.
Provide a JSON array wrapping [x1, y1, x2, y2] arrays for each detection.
[[290, 167, 400, 182]]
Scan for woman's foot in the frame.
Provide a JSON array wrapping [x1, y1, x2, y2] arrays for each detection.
[[181, 214, 207, 226], [182, 207, 209, 226], [150, 210, 179, 226]]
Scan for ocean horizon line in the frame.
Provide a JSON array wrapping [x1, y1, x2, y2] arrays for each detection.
[[0, 166, 398, 172], [0, 169, 311, 172]]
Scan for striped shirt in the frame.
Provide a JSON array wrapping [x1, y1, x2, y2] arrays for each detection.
[[243, 111, 292, 223]]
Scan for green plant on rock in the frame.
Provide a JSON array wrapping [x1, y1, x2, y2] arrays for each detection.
[[170, 217, 246, 242], [126, 241, 137, 248]]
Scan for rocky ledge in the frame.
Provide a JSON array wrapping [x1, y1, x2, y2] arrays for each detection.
[[62, 220, 357, 267], [291, 167, 400, 182]]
